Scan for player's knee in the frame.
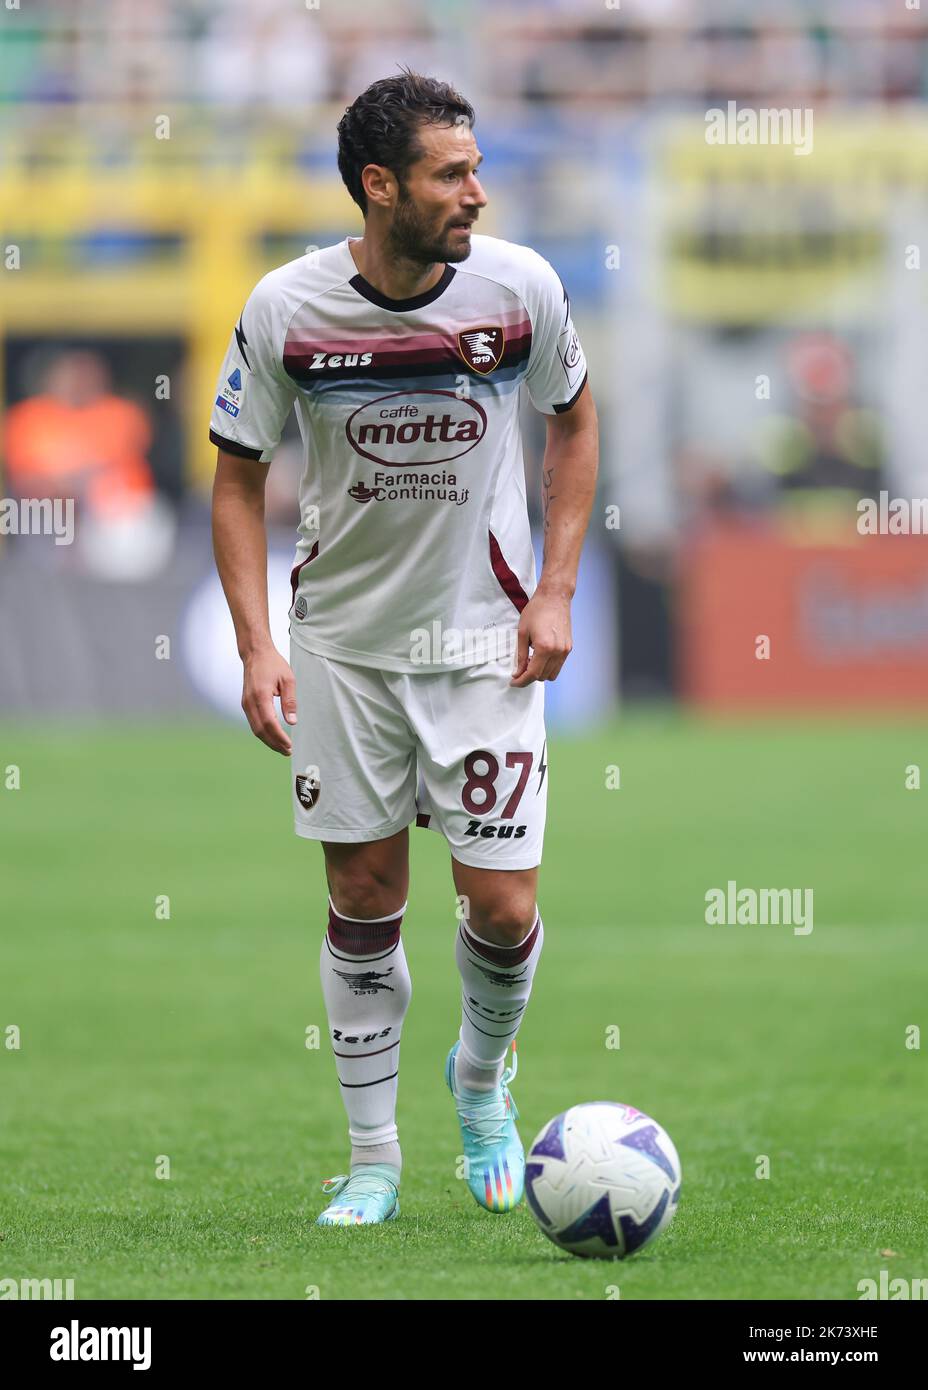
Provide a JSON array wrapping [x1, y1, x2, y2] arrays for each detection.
[[328, 869, 405, 922], [467, 897, 537, 947]]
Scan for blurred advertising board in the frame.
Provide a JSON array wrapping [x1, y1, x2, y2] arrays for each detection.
[[679, 523, 928, 709], [659, 116, 928, 323]]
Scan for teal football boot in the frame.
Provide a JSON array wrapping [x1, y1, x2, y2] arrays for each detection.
[[445, 1040, 524, 1213], [315, 1164, 400, 1226]]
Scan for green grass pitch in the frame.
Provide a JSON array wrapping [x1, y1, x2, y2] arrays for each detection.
[[1, 714, 926, 1300]]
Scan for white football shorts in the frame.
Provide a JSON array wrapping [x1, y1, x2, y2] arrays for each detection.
[[289, 641, 548, 870]]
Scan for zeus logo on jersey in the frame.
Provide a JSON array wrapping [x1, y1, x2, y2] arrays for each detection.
[[309, 351, 373, 369], [464, 820, 527, 840]]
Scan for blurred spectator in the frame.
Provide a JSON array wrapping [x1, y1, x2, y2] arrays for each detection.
[[3, 350, 175, 579], [753, 333, 883, 525], [197, 0, 330, 114]]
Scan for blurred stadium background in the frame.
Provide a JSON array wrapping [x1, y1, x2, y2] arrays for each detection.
[[3, 0, 928, 722], [3, 0, 928, 1302]]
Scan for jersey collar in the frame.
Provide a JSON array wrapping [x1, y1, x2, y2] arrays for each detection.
[[342, 237, 456, 312]]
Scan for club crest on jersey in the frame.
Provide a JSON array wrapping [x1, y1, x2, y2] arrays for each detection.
[[295, 773, 320, 809], [457, 326, 504, 374]]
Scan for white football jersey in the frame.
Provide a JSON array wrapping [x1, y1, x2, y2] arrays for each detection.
[[209, 234, 588, 672]]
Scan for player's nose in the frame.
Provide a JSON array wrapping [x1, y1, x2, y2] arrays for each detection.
[[462, 172, 487, 209]]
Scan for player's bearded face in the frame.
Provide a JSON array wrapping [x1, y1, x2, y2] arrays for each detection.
[[387, 177, 475, 266]]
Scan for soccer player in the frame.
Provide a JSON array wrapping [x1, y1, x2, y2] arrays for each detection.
[[210, 71, 598, 1226]]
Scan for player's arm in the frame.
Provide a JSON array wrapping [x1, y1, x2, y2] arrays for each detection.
[[511, 382, 599, 687], [211, 449, 296, 755], [208, 275, 299, 752]]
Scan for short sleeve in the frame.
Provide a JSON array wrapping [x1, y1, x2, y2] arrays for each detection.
[[523, 255, 588, 415], [209, 276, 297, 462]]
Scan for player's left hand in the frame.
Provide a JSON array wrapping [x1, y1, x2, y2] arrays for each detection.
[[510, 590, 573, 686]]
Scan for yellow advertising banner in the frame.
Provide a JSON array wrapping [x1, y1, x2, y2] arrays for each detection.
[[659, 116, 928, 322]]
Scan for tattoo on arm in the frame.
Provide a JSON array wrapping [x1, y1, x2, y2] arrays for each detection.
[[542, 465, 557, 540]]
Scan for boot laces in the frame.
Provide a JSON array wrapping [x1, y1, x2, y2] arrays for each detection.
[[320, 1170, 396, 1202], [456, 1045, 519, 1150]]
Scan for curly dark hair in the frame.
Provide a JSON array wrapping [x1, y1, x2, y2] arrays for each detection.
[[337, 69, 475, 215]]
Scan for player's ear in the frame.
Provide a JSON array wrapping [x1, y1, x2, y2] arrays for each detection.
[[361, 163, 396, 211]]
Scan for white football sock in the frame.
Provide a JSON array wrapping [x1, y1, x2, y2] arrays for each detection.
[[320, 896, 411, 1176], [454, 912, 543, 1092]]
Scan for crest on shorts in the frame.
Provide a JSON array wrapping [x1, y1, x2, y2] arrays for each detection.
[[295, 773, 321, 809], [457, 326, 504, 374]]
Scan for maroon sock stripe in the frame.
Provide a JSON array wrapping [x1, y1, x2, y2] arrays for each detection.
[[324, 937, 397, 965], [461, 998, 524, 1039], [338, 1070, 399, 1089], [460, 913, 539, 967], [328, 905, 403, 955], [463, 996, 527, 1025]]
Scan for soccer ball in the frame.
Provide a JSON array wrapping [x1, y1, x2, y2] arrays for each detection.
[[525, 1102, 681, 1259]]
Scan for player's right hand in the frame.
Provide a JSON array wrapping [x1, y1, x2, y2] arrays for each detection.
[[241, 646, 297, 755]]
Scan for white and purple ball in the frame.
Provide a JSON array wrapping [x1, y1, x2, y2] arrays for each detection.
[[525, 1102, 681, 1259]]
